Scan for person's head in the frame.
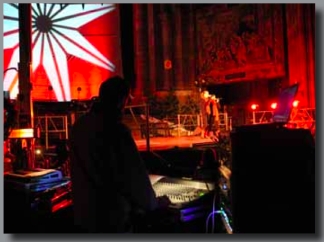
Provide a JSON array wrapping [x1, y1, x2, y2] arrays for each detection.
[[97, 76, 131, 116], [201, 90, 209, 99]]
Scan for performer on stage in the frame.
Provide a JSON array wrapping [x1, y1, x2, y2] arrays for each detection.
[[200, 90, 210, 138], [208, 95, 221, 140], [200, 90, 221, 139]]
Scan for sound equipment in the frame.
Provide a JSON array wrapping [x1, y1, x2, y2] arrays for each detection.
[[149, 174, 215, 222], [230, 125, 315, 233], [132, 174, 217, 233], [4, 168, 72, 233], [4, 168, 67, 192]]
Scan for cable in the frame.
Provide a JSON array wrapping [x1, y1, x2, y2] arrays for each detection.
[[220, 207, 233, 234], [206, 209, 233, 234], [205, 210, 223, 233], [211, 191, 217, 233], [205, 181, 210, 191]]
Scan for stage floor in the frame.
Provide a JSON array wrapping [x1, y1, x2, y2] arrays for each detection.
[[135, 136, 216, 151]]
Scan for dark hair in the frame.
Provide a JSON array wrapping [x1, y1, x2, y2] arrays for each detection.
[[99, 76, 130, 105], [96, 76, 130, 118]]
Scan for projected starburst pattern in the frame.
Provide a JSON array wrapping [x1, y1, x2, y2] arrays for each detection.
[[3, 3, 116, 101]]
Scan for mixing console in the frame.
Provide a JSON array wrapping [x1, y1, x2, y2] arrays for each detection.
[[149, 175, 214, 209]]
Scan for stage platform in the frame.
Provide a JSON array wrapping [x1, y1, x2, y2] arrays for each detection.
[[135, 136, 217, 151]]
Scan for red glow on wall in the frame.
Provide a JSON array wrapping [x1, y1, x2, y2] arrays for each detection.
[[164, 59, 172, 70]]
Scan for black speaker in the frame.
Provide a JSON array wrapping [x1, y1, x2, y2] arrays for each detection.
[[230, 125, 315, 233]]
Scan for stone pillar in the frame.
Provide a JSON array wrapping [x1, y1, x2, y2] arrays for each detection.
[[147, 4, 157, 93], [303, 4, 315, 108], [188, 4, 196, 89], [173, 4, 184, 89], [159, 6, 172, 90], [285, 4, 315, 108], [133, 4, 147, 97]]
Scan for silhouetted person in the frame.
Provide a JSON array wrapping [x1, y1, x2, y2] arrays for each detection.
[[69, 76, 168, 233]]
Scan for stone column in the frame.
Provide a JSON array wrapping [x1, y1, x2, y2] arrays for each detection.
[[133, 4, 147, 97], [173, 4, 184, 89], [303, 4, 315, 108], [285, 4, 315, 108], [147, 4, 157, 93], [159, 6, 172, 90], [188, 4, 196, 89]]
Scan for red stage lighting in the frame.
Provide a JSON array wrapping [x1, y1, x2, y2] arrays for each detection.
[[251, 104, 258, 110], [164, 59, 172, 70], [270, 102, 277, 109], [292, 100, 299, 108]]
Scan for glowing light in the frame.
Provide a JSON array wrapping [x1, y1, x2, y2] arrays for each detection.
[[164, 59, 172, 70], [251, 104, 258, 110], [9, 128, 34, 138], [3, 3, 116, 101], [292, 100, 299, 108], [35, 149, 42, 155], [271, 102, 277, 109], [203, 90, 210, 99]]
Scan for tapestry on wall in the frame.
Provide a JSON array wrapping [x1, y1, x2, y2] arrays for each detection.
[[196, 4, 286, 84]]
